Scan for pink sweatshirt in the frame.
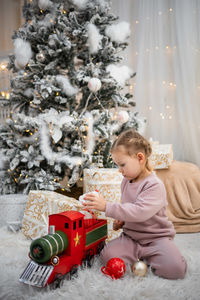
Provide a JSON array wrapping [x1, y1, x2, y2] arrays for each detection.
[[105, 172, 175, 244]]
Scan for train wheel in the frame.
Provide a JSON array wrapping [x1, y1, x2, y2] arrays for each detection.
[[97, 241, 105, 255], [51, 273, 64, 289], [70, 264, 78, 279], [88, 255, 94, 268], [82, 249, 95, 268]]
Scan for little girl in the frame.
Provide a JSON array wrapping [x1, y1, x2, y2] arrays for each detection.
[[83, 129, 187, 280]]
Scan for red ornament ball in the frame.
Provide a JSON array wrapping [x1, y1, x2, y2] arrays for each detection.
[[101, 257, 126, 279]]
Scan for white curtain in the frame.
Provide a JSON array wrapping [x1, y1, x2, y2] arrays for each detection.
[[111, 0, 200, 167]]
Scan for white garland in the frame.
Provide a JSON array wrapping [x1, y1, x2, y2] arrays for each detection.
[[105, 21, 131, 44], [106, 64, 134, 87], [14, 38, 32, 69], [87, 23, 102, 54], [40, 123, 82, 167], [56, 75, 78, 96]]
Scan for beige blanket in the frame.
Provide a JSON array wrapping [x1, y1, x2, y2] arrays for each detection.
[[156, 160, 200, 233]]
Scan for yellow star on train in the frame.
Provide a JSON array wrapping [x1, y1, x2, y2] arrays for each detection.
[[74, 232, 81, 247]]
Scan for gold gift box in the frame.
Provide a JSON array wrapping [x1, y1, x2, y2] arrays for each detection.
[[83, 168, 123, 241], [22, 190, 82, 239], [149, 144, 173, 169]]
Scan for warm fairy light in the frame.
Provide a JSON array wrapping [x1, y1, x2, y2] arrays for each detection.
[[5, 93, 10, 99], [40, 9, 43, 13], [169, 8, 173, 12], [166, 46, 169, 49], [166, 105, 170, 109], [56, 92, 59, 96], [135, 20, 139, 24], [0, 63, 7, 71], [169, 116, 172, 119], [135, 51, 139, 55], [80, 178, 83, 181], [149, 106, 152, 110], [173, 84, 176, 87], [162, 81, 166, 84], [61, 188, 65, 191], [26, 129, 30, 132], [62, 10, 67, 14], [129, 85, 133, 90], [169, 82, 173, 86]]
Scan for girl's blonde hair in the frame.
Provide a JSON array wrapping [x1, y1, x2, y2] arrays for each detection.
[[111, 129, 153, 171]]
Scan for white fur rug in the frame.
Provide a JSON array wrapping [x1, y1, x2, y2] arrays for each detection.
[[0, 226, 200, 300]]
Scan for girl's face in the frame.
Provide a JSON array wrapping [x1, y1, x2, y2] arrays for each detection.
[[111, 146, 146, 182]]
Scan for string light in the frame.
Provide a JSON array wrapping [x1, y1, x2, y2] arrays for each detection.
[[0, 63, 7, 71]]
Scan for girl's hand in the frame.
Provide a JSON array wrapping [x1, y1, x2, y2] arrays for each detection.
[[83, 192, 106, 212], [113, 220, 124, 231]]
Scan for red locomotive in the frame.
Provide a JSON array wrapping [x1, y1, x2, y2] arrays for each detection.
[[19, 210, 107, 288]]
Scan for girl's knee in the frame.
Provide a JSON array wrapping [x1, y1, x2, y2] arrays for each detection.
[[153, 257, 187, 280]]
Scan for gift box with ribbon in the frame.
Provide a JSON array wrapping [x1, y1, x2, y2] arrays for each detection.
[[83, 168, 123, 241], [149, 144, 173, 169], [22, 190, 83, 239]]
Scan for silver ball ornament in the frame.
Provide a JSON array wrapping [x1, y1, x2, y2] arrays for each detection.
[[36, 52, 45, 62], [132, 260, 148, 277]]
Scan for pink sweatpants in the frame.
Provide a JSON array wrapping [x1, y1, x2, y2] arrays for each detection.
[[100, 233, 187, 280]]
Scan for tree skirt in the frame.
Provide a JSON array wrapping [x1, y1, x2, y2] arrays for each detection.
[[0, 227, 200, 300]]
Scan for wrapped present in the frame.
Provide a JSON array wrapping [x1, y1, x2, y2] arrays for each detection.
[[22, 190, 83, 239], [83, 168, 123, 241], [149, 144, 173, 169]]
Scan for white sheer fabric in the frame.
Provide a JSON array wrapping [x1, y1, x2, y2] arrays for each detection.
[[112, 0, 200, 167]]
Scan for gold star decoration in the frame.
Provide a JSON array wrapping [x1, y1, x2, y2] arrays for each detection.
[[74, 232, 81, 247]]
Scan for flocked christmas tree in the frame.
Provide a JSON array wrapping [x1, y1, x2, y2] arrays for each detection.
[[0, 0, 145, 194]]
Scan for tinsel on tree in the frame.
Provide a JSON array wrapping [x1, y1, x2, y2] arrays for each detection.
[[0, 0, 145, 194]]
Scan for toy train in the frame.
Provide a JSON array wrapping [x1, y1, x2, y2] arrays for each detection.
[[19, 210, 107, 288]]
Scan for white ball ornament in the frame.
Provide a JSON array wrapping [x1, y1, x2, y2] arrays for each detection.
[[38, 0, 51, 10], [88, 78, 102, 93], [117, 111, 129, 123]]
